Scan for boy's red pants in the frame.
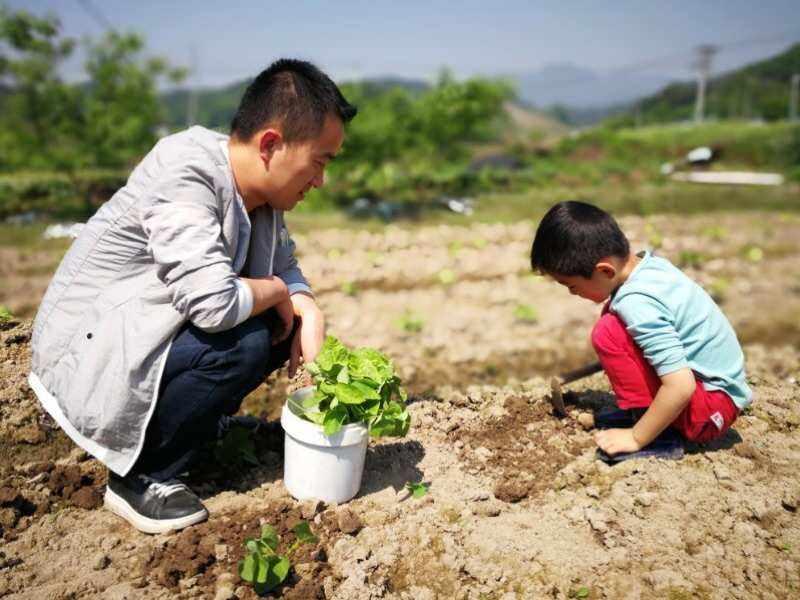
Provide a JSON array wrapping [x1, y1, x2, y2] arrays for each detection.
[[591, 312, 739, 443]]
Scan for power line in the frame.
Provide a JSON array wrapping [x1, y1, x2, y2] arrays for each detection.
[[74, 0, 116, 33], [513, 29, 800, 92]]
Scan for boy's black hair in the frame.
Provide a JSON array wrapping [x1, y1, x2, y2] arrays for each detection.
[[230, 58, 357, 142], [530, 201, 630, 278]]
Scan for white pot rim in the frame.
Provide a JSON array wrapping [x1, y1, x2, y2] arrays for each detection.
[[281, 386, 369, 447]]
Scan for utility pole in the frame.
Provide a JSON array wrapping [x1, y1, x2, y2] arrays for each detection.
[[693, 45, 718, 124], [790, 74, 800, 122], [186, 46, 199, 127]]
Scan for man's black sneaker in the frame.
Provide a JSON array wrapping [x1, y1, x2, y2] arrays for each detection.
[[104, 471, 208, 534]]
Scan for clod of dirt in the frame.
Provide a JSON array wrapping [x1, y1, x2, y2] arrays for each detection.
[[0, 551, 23, 570], [91, 552, 110, 571], [576, 412, 595, 430], [10, 424, 45, 444], [0, 488, 21, 505], [493, 480, 530, 504], [336, 507, 363, 535], [301, 499, 325, 520], [69, 486, 103, 510]]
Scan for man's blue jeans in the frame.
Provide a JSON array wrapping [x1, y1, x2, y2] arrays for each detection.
[[130, 315, 291, 481]]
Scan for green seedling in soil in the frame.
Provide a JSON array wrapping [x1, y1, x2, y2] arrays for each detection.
[[741, 244, 764, 263], [513, 303, 538, 323], [238, 522, 318, 595], [0, 306, 12, 323], [448, 241, 463, 256], [395, 311, 424, 333], [214, 427, 259, 468], [437, 268, 456, 286], [405, 481, 429, 498], [472, 238, 487, 249], [340, 280, 358, 296], [701, 225, 727, 241], [644, 222, 663, 250], [303, 335, 410, 438], [569, 587, 590, 598], [678, 250, 705, 269]]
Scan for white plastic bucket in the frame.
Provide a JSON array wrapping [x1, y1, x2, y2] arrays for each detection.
[[281, 386, 369, 503]]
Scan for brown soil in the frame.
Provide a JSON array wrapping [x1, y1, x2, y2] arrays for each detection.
[[453, 393, 594, 503], [145, 500, 335, 599], [1, 213, 799, 599]]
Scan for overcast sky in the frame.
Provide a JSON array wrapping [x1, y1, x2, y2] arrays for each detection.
[[8, 0, 800, 98]]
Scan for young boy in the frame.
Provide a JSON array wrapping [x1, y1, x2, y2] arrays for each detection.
[[531, 201, 752, 456]]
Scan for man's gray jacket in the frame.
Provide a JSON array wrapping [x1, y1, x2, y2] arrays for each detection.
[[28, 126, 311, 475]]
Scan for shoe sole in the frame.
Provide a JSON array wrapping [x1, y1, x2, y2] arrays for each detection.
[[104, 487, 208, 534]]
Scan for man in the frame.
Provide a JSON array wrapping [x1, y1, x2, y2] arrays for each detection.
[[28, 59, 356, 534]]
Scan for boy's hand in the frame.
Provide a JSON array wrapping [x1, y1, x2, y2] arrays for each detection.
[[595, 428, 643, 455]]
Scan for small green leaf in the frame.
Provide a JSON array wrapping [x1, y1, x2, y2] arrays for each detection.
[[271, 555, 291, 583], [255, 554, 270, 584], [323, 405, 347, 436], [513, 303, 538, 323], [253, 554, 290, 592], [305, 361, 320, 376], [405, 482, 429, 498], [260, 525, 279, 552], [576, 587, 590, 598], [292, 521, 318, 544], [437, 268, 456, 285], [238, 554, 259, 582], [336, 365, 350, 384], [350, 380, 381, 399], [245, 539, 259, 555], [333, 382, 369, 405]]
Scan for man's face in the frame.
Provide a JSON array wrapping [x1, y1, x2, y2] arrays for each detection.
[[261, 115, 344, 211]]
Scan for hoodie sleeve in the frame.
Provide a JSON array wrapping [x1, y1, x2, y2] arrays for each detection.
[[141, 157, 246, 332]]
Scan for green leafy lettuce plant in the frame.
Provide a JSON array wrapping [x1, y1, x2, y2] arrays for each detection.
[[301, 335, 411, 438], [239, 522, 318, 594]]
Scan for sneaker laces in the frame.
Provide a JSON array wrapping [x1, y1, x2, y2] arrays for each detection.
[[147, 480, 191, 499]]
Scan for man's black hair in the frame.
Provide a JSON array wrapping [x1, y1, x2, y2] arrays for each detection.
[[230, 58, 357, 142], [530, 201, 630, 278]]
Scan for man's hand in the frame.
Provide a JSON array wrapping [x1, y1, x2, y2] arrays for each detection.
[[287, 293, 325, 377], [595, 428, 643, 455]]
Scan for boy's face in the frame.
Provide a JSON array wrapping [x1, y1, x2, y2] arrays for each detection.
[[551, 266, 617, 303]]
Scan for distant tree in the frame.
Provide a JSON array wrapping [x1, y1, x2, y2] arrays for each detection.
[[80, 31, 186, 167], [0, 6, 78, 170], [0, 6, 185, 172]]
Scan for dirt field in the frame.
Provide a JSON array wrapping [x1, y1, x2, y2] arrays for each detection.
[[1, 211, 799, 599]]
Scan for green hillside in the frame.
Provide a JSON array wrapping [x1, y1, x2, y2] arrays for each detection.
[[161, 80, 248, 131], [160, 76, 431, 131], [632, 43, 800, 123]]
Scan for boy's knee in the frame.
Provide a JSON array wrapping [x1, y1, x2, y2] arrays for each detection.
[[591, 313, 627, 354]]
